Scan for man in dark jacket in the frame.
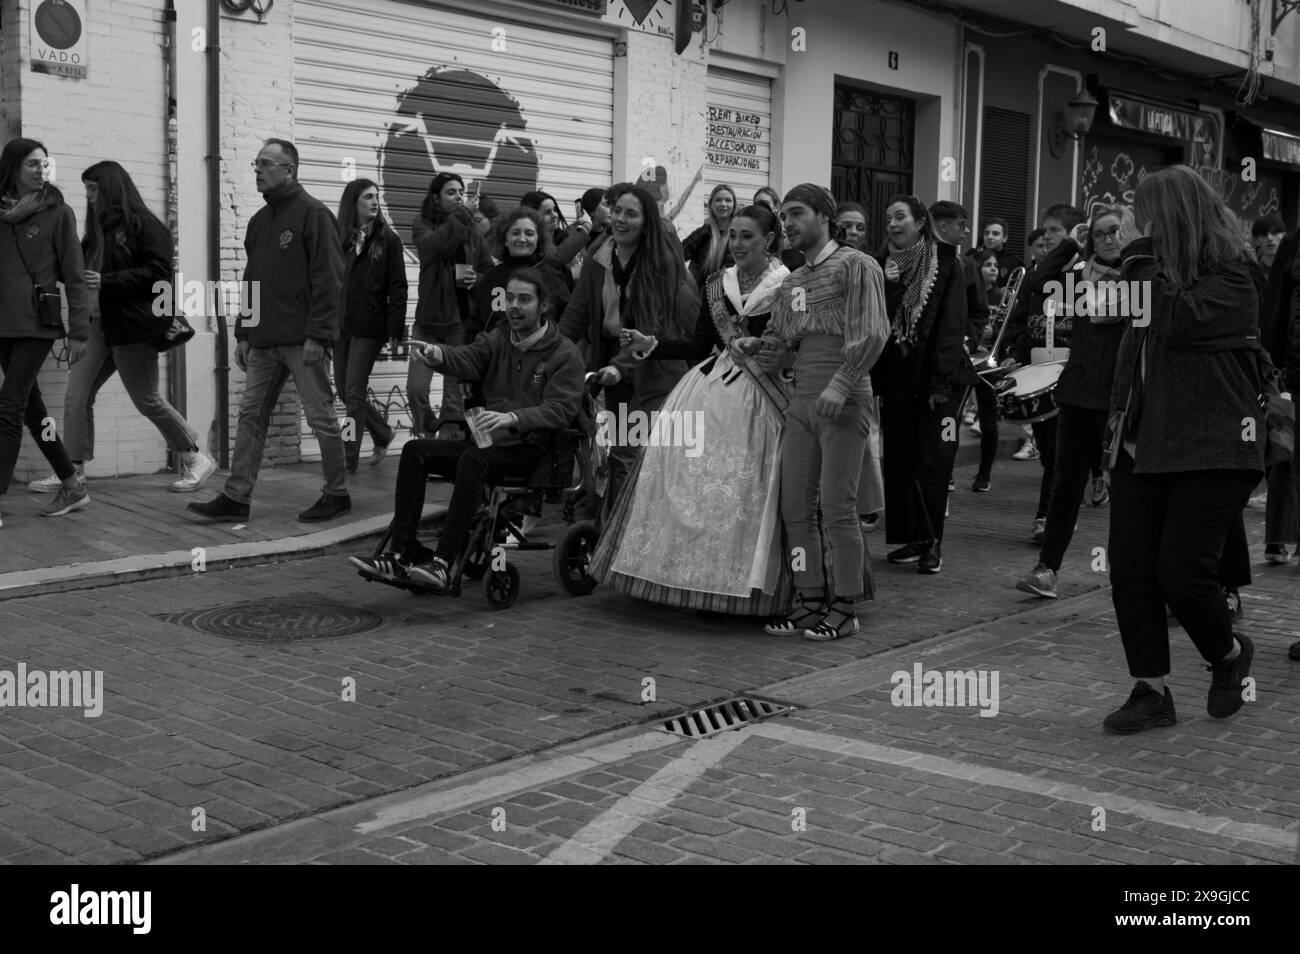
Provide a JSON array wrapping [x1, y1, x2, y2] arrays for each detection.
[[350, 269, 584, 592], [188, 138, 348, 523], [966, 217, 1023, 287], [1259, 224, 1300, 661]]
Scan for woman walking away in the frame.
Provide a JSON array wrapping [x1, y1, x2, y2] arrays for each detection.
[[0, 138, 90, 527], [410, 172, 493, 440], [334, 178, 406, 472], [681, 184, 737, 288], [876, 195, 974, 575], [1103, 165, 1263, 735]]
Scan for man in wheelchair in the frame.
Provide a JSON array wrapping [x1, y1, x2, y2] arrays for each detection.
[[351, 268, 586, 592]]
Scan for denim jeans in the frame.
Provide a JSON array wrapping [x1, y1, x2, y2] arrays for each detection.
[[224, 344, 348, 505], [1108, 450, 1260, 678], [855, 396, 885, 516], [64, 320, 198, 461], [0, 338, 76, 495], [406, 325, 464, 438], [782, 395, 869, 600], [334, 334, 394, 469]]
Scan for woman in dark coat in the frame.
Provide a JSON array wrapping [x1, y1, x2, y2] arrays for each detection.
[[0, 138, 89, 526], [1101, 165, 1265, 735], [874, 195, 974, 574], [335, 178, 407, 472], [467, 207, 571, 342]]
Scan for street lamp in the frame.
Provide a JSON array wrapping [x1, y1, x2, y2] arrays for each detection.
[[1048, 87, 1099, 158]]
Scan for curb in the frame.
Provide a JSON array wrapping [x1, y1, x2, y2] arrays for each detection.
[[0, 505, 448, 601]]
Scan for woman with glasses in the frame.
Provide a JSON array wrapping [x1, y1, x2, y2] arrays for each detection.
[[410, 172, 493, 440], [0, 138, 89, 528], [1016, 205, 1134, 599], [334, 178, 407, 472]]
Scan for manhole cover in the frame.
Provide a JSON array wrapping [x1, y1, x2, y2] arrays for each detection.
[[160, 598, 383, 642], [661, 696, 793, 739]]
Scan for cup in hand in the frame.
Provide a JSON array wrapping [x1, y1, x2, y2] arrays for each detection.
[[465, 407, 494, 450]]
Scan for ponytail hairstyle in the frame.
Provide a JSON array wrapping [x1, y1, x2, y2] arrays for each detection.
[[606, 182, 689, 336]]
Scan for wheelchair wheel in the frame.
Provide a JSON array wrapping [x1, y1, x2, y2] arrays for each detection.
[[553, 521, 599, 596], [484, 563, 520, 609]]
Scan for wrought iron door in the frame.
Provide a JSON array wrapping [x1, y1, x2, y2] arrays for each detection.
[[832, 85, 916, 250]]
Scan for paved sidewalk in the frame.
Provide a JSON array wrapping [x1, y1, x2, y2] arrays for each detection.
[[0, 451, 1294, 864]]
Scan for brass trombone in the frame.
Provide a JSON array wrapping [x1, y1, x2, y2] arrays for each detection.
[[972, 264, 1025, 386]]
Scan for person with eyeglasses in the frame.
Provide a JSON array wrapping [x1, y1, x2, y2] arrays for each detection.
[[1017, 205, 1135, 599], [189, 137, 349, 524], [0, 138, 90, 528]]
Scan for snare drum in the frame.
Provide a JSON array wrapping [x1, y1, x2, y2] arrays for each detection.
[[997, 362, 1065, 423]]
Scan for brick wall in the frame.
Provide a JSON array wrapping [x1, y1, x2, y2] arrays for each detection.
[[9, 0, 173, 482], [218, 2, 301, 466]]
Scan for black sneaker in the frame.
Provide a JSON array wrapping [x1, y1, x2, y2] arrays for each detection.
[[1206, 634, 1254, 719], [887, 541, 930, 564], [349, 553, 410, 583], [1016, 563, 1058, 598], [971, 474, 991, 492], [186, 493, 250, 522], [299, 493, 352, 523], [1290, 640, 1300, 662], [1103, 681, 1177, 735], [1264, 544, 1292, 565], [918, 542, 942, 574], [409, 556, 451, 593]]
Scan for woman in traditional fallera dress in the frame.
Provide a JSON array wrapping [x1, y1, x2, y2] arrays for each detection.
[[588, 204, 794, 616]]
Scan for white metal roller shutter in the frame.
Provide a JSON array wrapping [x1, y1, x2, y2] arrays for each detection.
[[705, 67, 773, 208], [292, 0, 613, 455]]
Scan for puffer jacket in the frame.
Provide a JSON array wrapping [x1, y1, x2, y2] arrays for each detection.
[[0, 186, 89, 341]]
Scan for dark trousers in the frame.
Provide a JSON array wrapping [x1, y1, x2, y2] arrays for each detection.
[[598, 377, 668, 529], [0, 338, 76, 495], [882, 368, 961, 545], [334, 334, 394, 470], [1030, 414, 1058, 519], [389, 438, 544, 562], [974, 381, 1000, 477], [1039, 405, 1108, 572], [1264, 458, 1299, 546], [1108, 450, 1260, 678], [1221, 513, 1251, 591]]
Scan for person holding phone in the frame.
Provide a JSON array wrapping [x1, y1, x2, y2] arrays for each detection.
[[0, 138, 90, 527], [409, 172, 493, 440]]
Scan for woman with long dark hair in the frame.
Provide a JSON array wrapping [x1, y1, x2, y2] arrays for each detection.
[[592, 203, 793, 616], [334, 178, 407, 472], [1102, 165, 1264, 734], [0, 139, 90, 527], [876, 194, 974, 575], [681, 184, 737, 287], [409, 172, 493, 440], [559, 182, 699, 523], [520, 190, 591, 283]]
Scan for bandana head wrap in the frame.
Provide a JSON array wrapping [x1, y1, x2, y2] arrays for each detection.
[[781, 183, 837, 222]]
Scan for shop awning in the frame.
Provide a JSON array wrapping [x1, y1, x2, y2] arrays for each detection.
[[1262, 127, 1300, 167], [1107, 92, 1218, 144]]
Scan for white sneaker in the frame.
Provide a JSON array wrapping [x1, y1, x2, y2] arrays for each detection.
[[1012, 438, 1039, 461], [28, 473, 64, 493], [969, 420, 982, 436], [171, 452, 218, 493]]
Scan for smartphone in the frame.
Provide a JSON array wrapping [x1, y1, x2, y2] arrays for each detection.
[[575, 199, 584, 221]]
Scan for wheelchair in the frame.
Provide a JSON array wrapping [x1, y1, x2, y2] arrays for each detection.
[[356, 378, 606, 610]]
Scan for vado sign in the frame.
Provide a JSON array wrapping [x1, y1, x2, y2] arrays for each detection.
[[30, 0, 88, 80]]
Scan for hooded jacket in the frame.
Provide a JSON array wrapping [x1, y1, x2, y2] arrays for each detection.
[[467, 253, 571, 341], [340, 220, 407, 340], [97, 211, 173, 347], [237, 182, 343, 348], [432, 320, 586, 447], [0, 186, 90, 341]]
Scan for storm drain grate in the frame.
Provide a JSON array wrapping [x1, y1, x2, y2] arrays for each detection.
[[159, 598, 383, 643], [661, 696, 793, 739]]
